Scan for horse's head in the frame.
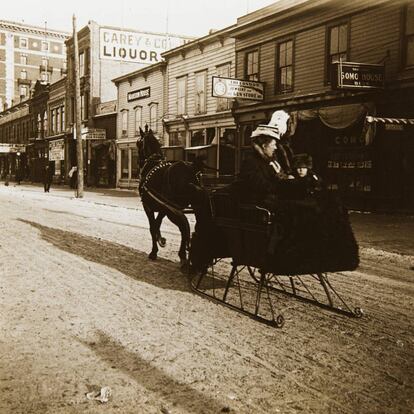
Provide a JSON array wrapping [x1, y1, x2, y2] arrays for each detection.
[[137, 127, 163, 168]]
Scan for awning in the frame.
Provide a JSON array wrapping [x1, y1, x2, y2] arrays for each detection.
[[366, 116, 414, 125]]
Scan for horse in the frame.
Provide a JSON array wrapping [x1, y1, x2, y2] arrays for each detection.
[[137, 127, 206, 270]]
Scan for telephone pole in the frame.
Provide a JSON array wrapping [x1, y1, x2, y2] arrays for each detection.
[[72, 14, 84, 197]]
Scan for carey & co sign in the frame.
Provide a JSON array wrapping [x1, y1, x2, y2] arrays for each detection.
[[333, 61, 385, 90]]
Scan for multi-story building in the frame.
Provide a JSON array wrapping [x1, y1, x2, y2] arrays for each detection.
[[0, 20, 68, 110], [113, 62, 165, 188], [65, 21, 193, 187], [0, 98, 31, 180], [162, 25, 237, 176], [229, 0, 414, 212]]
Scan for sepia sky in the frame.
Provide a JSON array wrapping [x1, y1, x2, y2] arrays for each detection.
[[2, 0, 277, 37]]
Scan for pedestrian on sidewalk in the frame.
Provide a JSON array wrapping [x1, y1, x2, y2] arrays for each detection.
[[43, 164, 53, 193]]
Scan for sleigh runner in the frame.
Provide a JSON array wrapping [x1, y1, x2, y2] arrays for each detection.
[[189, 189, 363, 327]]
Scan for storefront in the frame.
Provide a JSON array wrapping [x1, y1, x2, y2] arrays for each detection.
[[0, 144, 26, 181], [166, 116, 237, 177], [117, 142, 139, 189], [48, 136, 65, 183]]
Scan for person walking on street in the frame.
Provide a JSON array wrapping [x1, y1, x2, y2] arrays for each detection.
[[43, 164, 53, 193]]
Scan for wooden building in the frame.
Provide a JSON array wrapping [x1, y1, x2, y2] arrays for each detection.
[[229, 0, 414, 212], [161, 25, 238, 176], [113, 62, 165, 188]]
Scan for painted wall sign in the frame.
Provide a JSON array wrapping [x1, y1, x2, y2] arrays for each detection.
[[49, 139, 64, 161], [212, 76, 264, 101], [127, 87, 150, 102], [333, 61, 385, 90], [100, 28, 189, 64]]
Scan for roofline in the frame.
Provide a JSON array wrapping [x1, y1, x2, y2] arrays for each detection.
[[97, 22, 194, 41], [0, 19, 70, 39], [161, 24, 237, 58], [112, 61, 166, 84], [227, 0, 325, 38]]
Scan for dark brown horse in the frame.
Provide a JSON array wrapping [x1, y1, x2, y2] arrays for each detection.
[[137, 128, 205, 269]]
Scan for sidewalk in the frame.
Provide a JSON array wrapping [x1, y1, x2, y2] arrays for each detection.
[[2, 180, 414, 257]]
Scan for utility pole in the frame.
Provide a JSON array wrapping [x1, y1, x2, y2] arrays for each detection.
[[72, 14, 84, 197]]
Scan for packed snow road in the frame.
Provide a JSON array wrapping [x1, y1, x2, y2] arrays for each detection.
[[0, 186, 413, 414]]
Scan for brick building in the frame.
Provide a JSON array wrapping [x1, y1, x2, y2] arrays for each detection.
[[0, 20, 68, 110]]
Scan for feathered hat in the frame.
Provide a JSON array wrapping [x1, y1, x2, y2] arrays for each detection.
[[251, 110, 290, 140]]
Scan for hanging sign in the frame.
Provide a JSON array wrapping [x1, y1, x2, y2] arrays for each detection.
[[333, 62, 385, 90], [212, 76, 264, 101]]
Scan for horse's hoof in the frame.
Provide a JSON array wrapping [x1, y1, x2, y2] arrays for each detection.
[[157, 237, 166, 248], [148, 252, 158, 260]]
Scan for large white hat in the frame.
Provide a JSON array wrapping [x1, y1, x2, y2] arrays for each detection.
[[251, 110, 290, 140]]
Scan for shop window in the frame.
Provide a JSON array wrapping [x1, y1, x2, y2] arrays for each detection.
[[149, 103, 158, 131], [326, 22, 348, 83], [79, 51, 85, 77], [216, 63, 231, 111], [276, 39, 294, 94], [195, 71, 207, 114], [191, 129, 205, 147], [19, 37, 28, 49], [169, 131, 186, 146], [56, 108, 60, 133], [61, 106, 65, 131], [245, 50, 259, 81], [80, 93, 88, 120], [121, 110, 129, 137], [20, 54, 27, 65], [177, 76, 187, 115], [131, 148, 139, 178], [50, 109, 55, 135], [20, 85, 28, 98], [404, 4, 414, 67], [120, 148, 129, 178], [134, 106, 142, 135], [43, 112, 48, 135]]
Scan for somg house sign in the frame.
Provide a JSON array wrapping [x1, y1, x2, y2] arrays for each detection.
[[333, 61, 385, 90]]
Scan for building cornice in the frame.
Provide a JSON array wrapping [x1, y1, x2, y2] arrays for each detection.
[[0, 19, 69, 40]]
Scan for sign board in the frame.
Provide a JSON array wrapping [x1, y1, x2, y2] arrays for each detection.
[[127, 87, 150, 102], [0, 144, 26, 153], [212, 76, 264, 101], [49, 139, 64, 161], [100, 28, 189, 64], [333, 61, 385, 90], [82, 128, 106, 140]]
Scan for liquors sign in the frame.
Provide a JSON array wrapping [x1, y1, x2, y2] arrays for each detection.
[[100, 28, 189, 64], [212, 76, 264, 101], [333, 62, 385, 90]]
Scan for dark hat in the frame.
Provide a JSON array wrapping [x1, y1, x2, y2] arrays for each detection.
[[293, 153, 312, 169]]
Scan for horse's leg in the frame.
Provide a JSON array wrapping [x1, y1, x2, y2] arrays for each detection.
[[144, 205, 159, 260], [165, 210, 190, 270], [155, 212, 166, 247]]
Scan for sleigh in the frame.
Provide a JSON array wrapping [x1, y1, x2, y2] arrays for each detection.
[[189, 188, 362, 327]]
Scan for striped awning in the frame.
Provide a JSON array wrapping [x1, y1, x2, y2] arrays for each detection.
[[366, 116, 414, 125]]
